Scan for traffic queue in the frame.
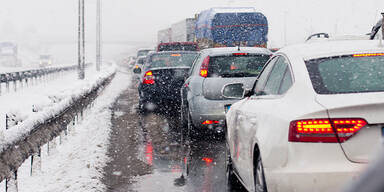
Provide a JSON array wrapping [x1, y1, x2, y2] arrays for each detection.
[[128, 6, 384, 192]]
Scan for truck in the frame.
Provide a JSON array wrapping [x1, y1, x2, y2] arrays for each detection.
[[0, 42, 19, 67], [171, 18, 196, 42], [157, 28, 172, 44], [195, 7, 268, 49]]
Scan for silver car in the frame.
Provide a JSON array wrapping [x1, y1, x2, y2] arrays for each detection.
[[180, 47, 271, 136]]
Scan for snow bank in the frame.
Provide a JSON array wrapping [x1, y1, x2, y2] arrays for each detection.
[[0, 64, 116, 153], [16, 71, 131, 192]]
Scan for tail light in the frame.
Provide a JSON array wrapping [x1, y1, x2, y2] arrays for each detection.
[[202, 120, 220, 125], [143, 71, 155, 84], [199, 56, 210, 78], [289, 118, 367, 143]]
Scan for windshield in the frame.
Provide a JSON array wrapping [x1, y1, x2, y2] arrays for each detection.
[[207, 54, 270, 77], [147, 52, 197, 68], [306, 54, 384, 94]]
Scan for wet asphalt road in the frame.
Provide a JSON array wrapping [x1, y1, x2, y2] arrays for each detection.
[[102, 71, 237, 192]]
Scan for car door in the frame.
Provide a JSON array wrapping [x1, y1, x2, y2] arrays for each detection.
[[181, 53, 201, 121], [232, 55, 294, 190]]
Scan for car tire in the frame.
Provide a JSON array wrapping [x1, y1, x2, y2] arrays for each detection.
[[254, 155, 268, 192], [225, 142, 242, 191]]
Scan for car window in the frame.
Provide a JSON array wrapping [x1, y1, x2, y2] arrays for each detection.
[[279, 67, 293, 94], [192, 54, 206, 76], [207, 54, 270, 78], [188, 53, 201, 76], [261, 57, 288, 95], [306, 54, 384, 94], [253, 56, 278, 96]]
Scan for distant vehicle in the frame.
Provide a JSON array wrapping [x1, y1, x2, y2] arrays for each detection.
[[136, 48, 153, 58], [180, 47, 271, 137], [133, 56, 147, 73], [0, 42, 19, 67], [195, 7, 268, 49], [39, 54, 53, 67], [157, 42, 199, 52], [171, 18, 196, 43], [136, 51, 198, 112], [157, 18, 195, 44], [158, 28, 172, 43], [223, 40, 384, 192]]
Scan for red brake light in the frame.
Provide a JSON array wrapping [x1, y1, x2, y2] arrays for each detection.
[[143, 70, 155, 84], [233, 53, 248, 56], [200, 56, 209, 78], [289, 118, 367, 143], [202, 157, 213, 163], [202, 120, 220, 125]]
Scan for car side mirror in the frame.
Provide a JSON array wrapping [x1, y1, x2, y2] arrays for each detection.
[[133, 67, 141, 74], [222, 83, 246, 99]]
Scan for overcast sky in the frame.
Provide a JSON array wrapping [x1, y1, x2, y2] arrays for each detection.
[[0, 0, 383, 61]]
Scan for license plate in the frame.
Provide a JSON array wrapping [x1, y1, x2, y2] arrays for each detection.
[[224, 104, 231, 113]]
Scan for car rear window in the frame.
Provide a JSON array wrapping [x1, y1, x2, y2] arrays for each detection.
[[306, 54, 384, 94], [207, 54, 270, 77], [148, 53, 198, 68]]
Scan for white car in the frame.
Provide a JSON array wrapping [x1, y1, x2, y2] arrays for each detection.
[[224, 40, 384, 192]]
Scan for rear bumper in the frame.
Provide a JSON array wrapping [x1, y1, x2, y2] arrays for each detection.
[[139, 84, 181, 105], [189, 95, 238, 130], [263, 142, 367, 192], [265, 163, 364, 192]]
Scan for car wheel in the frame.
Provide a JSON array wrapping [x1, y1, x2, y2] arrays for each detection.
[[226, 142, 241, 191], [254, 155, 268, 192]]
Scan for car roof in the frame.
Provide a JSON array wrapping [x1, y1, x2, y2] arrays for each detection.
[[137, 48, 153, 51], [200, 47, 271, 56], [279, 40, 384, 60]]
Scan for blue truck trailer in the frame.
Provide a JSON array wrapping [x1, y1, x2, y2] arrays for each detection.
[[195, 7, 268, 49]]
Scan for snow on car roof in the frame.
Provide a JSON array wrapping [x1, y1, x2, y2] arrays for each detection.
[[280, 40, 384, 60], [201, 47, 271, 56], [137, 48, 154, 51]]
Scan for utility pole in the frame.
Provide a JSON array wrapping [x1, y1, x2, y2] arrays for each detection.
[[96, 0, 102, 71], [78, 0, 85, 79]]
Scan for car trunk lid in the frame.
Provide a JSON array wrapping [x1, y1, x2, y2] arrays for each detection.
[[149, 67, 190, 99], [316, 93, 384, 163]]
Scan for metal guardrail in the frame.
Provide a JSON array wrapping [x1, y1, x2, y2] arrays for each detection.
[[0, 63, 91, 95], [0, 72, 115, 191]]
